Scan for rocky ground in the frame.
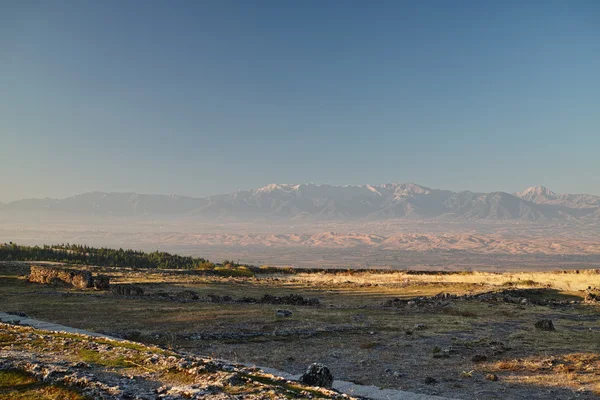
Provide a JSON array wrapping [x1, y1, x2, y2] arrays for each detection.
[[2, 263, 600, 399], [0, 323, 350, 399]]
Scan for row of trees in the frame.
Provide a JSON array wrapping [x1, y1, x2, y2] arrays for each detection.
[[0, 242, 218, 270]]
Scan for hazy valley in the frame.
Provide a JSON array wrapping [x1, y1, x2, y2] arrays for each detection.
[[2, 183, 599, 270]]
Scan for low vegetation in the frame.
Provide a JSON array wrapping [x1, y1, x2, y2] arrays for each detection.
[[0, 369, 87, 400]]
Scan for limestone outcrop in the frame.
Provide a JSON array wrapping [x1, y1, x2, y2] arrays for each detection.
[[28, 265, 109, 290]]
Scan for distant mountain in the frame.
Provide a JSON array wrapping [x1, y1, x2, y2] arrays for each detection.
[[515, 186, 600, 209], [2, 184, 599, 223], [1, 192, 207, 216]]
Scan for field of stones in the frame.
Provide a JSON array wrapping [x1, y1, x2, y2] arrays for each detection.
[[2, 262, 600, 399]]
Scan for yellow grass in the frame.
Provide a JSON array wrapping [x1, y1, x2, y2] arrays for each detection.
[[278, 270, 600, 291], [486, 353, 600, 394]]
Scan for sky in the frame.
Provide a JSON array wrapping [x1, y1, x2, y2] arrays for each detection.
[[1, 0, 599, 202]]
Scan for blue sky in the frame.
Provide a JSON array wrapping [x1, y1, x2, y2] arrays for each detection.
[[1, 0, 599, 201]]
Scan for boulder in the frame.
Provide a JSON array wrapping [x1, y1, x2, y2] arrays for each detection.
[[534, 319, 555, 331], [275, 309, 292, 317], [28, 265, 93, 289], [485, 373, 499, 381], [299, 363, 334, 388]]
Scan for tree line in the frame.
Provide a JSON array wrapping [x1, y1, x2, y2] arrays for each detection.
[[0, 242, 221, 270]]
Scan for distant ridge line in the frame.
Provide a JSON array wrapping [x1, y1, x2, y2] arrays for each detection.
[[2, 183, 599, 223]]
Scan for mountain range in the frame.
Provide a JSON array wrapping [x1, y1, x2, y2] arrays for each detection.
[[2, 184, 600, 223]]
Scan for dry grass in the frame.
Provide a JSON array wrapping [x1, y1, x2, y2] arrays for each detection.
[[487, 353, 600, 394], [0, 370, 87, 400], [4, 264, 600, 399], [277, 270, 600, 292]]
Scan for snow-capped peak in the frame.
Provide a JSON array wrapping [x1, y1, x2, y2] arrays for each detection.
[[516, 186, 557, 202], [256, 184, 298, 193]]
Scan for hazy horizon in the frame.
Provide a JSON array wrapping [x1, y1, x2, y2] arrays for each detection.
[[2, 1, 599, 202]]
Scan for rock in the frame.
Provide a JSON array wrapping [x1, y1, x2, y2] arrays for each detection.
[[520, 298, 529, 305], [92, 275, 110, 290], [175, 290, 199, 301], [28, 265, 94, 289], [260, 294, 320, 306], [225, 373, 246, 386], [471, 354, 488, 363], [299, 363, 334, 388], [275, 309, 292, 317], [485, 373, 499, 381], [111, 285, 144, 296], [407, 301, 417, 307], [488, 340, 511, 355], [424, 376, 437, 384], [414, 324, 427, 330], [6, 311, 28, 318], [584, 292, 599, 303], [535, 319, 555, 331]]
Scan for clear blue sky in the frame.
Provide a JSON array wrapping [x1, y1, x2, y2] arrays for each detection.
[[1, 0, 599, 201]]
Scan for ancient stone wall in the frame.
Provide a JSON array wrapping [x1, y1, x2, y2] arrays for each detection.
[[28, 265, 109, 290]]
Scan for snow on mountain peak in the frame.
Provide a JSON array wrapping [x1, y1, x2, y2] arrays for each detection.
[[516, 186, 557, 201], [256, 184, 298, 193], [365, 185, 382, 196]]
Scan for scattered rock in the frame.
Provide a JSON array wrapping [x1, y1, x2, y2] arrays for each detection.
[[424, 376, 437, 384], [488, 340, 511, 355], [92, 275, 110, 290], [175, 290, 199, 301], [383, 288, 579, 309], [6, 311, 28, 318], [225, 372, 247, 386], [275, 309, 292, 318], [207, 293, 233, 303], [584, 292, 599, 303], [485, 373, 499, 381], [111, 285, 144, 296], [260, 294, 320, 306], [535, 319, 555, 331], [299, 363, 334, 388], [471, 354, 488, 363]]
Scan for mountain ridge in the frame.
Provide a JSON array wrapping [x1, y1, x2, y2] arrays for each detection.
[[2, 184, 600, 223]]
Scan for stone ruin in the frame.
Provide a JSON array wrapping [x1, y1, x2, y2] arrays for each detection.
[[28, 265, 110, 290]]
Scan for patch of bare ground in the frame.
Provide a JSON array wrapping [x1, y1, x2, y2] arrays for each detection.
[[2, 262, 600, 399]]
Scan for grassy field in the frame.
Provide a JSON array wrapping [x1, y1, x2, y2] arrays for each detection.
[[2, 262, 600, 399]]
